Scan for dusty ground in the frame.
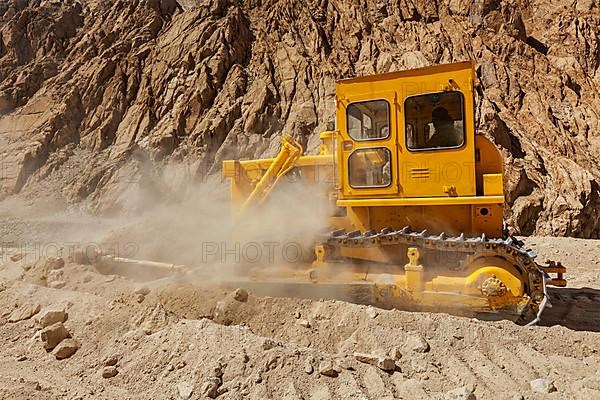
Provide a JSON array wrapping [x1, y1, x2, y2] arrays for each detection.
[[0, 200, 599, 400]]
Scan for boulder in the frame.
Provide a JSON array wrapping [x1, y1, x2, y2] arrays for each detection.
[[52, 338, 79, 359], [37, 307, 68, 327], [41, 322, 70, 351]]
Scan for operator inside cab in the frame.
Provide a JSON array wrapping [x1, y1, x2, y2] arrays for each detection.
[[405, 91, 466, 150], [425, 107, 463, 148]]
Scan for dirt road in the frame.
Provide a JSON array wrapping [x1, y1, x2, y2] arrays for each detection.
[[0, 211, 599, 399]]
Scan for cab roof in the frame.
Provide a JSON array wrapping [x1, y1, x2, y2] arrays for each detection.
[[337, 60, 475, 85]]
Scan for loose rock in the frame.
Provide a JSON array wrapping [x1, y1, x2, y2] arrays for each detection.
[[389, 347, 402, 360], [52, 338, 79, 359], [41, 322, 70, 350], [102, 366, 118, 379], [354, 352, 396, 371], [176, 382, 194, 399], [530, 378, 556, 393], [8, 303, 41, 323], [304, 356, 314, 374], [297, 319, 311, 328], [318, 360, 338, 377], [37, 307, 67, 328], [102, 354, 119, 367]]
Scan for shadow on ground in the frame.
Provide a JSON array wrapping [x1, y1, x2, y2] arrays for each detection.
[[539, 287, 600, 332]]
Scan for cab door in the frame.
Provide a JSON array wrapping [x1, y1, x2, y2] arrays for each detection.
[[398, 68, 476, 197], [336, 90, 399, 199]]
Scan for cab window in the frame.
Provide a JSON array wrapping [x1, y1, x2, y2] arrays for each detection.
[[404, 92, 465, 150], [347, 100, 390, 141], [348, 148, 392, 188]]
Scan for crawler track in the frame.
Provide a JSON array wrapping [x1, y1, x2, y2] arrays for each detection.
[[325, 227, 560, 325]]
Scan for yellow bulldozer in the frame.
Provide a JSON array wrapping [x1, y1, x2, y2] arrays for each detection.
[[220, 61, 566, 325], [82, 61, 566, 325]]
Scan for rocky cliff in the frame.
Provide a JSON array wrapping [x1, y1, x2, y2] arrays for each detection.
[[0, 0, 599, 237]]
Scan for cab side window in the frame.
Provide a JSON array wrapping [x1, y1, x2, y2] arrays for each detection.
[[348, 148, 392, 188], [347, 100, 390, 141], [404, 92, 465, 150]]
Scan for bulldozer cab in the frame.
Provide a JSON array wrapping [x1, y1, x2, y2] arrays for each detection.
[[336, 61, 477, 199]]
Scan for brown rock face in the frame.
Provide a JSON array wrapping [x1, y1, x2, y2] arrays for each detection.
[[1, 0, 599, 237]]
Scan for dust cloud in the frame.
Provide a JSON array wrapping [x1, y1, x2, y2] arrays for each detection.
[[91, 162, 333, 278]]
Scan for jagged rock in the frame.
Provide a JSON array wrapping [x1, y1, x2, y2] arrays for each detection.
[[0, 0, 599, 239], [37, 307, 67, 327], [318, 360, 338, 377], [389, 347, 402, 360], [41, 322, 70, 350], [353, 352, 396, 372], [530, 378, 557, 393], [52, 338, 79, 359], [47, 269, 64, 286], [8, 303, 41, 323]]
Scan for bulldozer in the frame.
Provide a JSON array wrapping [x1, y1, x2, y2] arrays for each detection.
[[219, 61, 566, 325], [83, 61, 566, 325]]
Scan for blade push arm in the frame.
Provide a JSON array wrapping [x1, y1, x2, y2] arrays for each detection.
[[239, 134, 303, 214]]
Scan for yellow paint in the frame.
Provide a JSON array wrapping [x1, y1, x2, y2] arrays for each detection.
[[337, 196, 503, 207], [483, 173, 503, 196], [221, 61, 566, 316]]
